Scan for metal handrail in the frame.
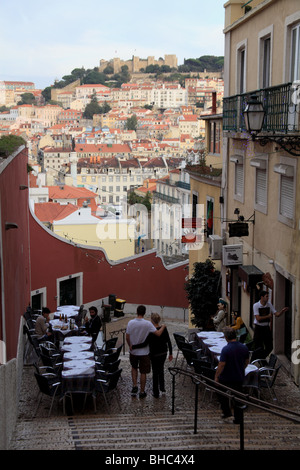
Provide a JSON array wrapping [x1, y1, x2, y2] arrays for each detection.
[[168, 366, 300, 451]]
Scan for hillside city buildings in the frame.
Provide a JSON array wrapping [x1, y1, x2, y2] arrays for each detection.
[[0, 70, 224, 260], [1, 0, 300, 450]]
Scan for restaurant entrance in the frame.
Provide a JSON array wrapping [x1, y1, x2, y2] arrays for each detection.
[[59, 277, 77, 306]]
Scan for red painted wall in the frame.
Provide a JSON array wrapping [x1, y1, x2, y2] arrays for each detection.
[[0, 147, 31, 361], [30, 211, 189, 313], [0, 145, 189, 361]]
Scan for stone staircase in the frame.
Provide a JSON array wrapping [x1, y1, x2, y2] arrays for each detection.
[[10, 407, 300, 451]]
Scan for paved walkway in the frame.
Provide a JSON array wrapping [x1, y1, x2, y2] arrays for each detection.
[[9, 316, 300, 451]]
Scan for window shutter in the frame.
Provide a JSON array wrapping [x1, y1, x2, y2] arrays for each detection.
[[235, 164, 244, 197], [256, 168, 267, 206], [280, 176, 294, 219]]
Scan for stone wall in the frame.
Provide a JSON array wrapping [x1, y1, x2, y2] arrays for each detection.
[[0, 318, 26, 449]]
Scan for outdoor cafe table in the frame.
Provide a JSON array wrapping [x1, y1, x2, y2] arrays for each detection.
[[61, 336, 96, 412], [54, 305, 80, 319], [196, 330, 259, 385], [49, 319, 78, 345]]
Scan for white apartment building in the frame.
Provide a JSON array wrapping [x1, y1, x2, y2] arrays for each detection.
[[152, 168, 191, 257]]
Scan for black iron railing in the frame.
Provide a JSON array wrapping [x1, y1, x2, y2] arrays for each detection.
[[169, 366, 300, 451], [223, 83, 299, 134]]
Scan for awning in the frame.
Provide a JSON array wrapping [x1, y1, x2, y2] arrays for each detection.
[[238, 265, 263, 287]]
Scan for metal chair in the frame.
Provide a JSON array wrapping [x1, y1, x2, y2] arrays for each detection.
[[94, 337, 118, 359], [33, 372, 62, 417], [95, 368, 123, 413], [198, 366, 217, 407], [252, 353, 278, 369], [40, 352, 63, 375], [258, 365, 281, 401], [95, 345, 122, 370], [96, 359, 121, 375], [173, 333, 199, 366], [23, 324, 41, 362]]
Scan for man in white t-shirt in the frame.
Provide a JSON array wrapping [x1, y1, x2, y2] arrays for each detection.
[[126, 305, 166, 398], [253, 290, 288, 358]]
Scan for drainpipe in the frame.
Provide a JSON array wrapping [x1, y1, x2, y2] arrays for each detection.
[[0, 204, 7, 363], [212, 91, 217, 114]]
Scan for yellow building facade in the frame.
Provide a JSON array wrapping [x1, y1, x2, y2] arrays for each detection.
[[53, 208, 135, 261], [223, 0, 300, 382]]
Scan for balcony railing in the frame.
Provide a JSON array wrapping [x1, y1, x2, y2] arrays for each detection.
[[175, 181, 191, 190], [153, 191, 179, 204], [223, 82, 299, 134]]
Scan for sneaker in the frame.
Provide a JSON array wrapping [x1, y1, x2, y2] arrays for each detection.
[[131, 386, 138, 395], [139, 391, 147, 399], [221, 413, 232, 419], [160, 389, 166, 394]]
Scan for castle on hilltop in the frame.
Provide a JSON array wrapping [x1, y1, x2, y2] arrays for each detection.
[[99, 55, 178, 74]]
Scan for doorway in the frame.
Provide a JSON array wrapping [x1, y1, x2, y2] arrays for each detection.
[[275, 271, 293, 360], [57, 272, 83, 308], [59, 277, 77, 306], [284, 278, 293, 361], [31, 293, 42, 311]]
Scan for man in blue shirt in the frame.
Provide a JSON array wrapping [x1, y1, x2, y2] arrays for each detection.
[[215, 327, 249, 424]]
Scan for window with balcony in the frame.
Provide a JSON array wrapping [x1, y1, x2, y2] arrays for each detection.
[[236, 40, 247, 94], [290, 22, 300, 81], [258, 26, 273, 89]]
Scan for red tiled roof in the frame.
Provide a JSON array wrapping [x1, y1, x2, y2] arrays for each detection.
[[75, 143, 132, 154], [34, 202, 78, 223], [48, 185, 97, 200]]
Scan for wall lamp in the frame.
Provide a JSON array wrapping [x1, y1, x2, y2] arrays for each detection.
[[243, 94, 300, 156], [5, 222, 19, 230]]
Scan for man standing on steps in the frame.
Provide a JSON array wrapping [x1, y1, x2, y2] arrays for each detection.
[[215, 327, 249, 424], [253, 290, 288, 358], [126, 305, 166, 399]]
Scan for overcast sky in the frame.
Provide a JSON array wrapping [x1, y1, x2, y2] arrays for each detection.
[[0, 0, 225, 90]]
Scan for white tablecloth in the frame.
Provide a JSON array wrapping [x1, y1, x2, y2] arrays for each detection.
[[57, 305, 80, 312], [64, 336, 92, 345], [61, 342, 92, 353], [197, 331, 224, 339], [50, 319, 78, 335], [63, 351, 94, 361]]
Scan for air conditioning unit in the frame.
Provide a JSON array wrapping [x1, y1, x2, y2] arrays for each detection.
[[208, 235, 223, 260]]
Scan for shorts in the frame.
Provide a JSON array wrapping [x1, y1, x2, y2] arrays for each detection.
[[129, 353, 151, 374]]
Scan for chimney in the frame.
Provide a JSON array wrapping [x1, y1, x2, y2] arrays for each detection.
[[212, 92, 217, 114]]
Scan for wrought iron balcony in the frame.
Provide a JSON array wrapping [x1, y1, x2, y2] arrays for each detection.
[[223, 82, 299, 135], [175, 181, 191, 190], [153, 191, 179, 204]]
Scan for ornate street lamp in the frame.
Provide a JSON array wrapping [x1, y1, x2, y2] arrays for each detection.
[[243, 94, 265, 135], [243, 93, 300, 156]]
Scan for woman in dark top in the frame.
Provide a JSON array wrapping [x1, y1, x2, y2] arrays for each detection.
[[132, 312, 173, 398]]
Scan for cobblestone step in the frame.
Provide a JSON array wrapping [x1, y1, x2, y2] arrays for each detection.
[[10, 409, 300, 450]]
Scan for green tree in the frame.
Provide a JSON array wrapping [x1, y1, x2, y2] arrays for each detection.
[[0, 135, 26, 157], [185, 259, 221, 328], [125, 114, 138, 131], [83, 93, 102, 119], [17, 93, 36, 105], [83, 70, 106, 84], [42, 86, 52, 102], [103, 65, 114, 75]]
